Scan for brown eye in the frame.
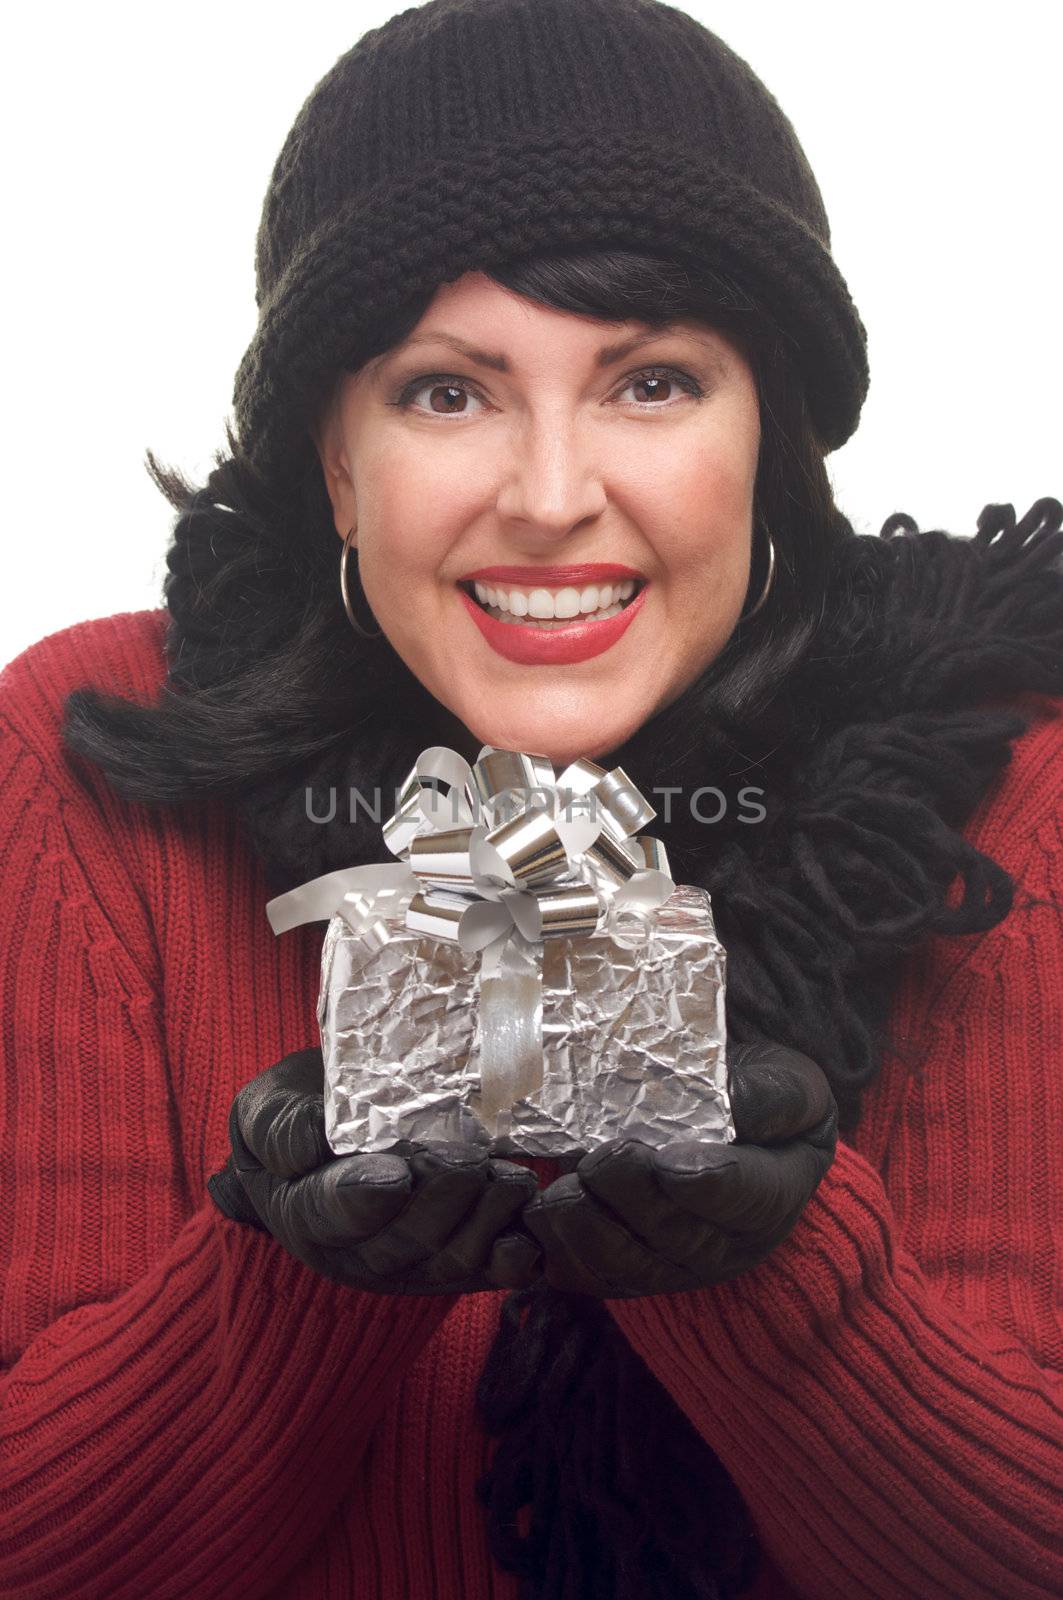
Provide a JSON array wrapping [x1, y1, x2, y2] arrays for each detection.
[[617, 367, 704, 407], [632, 375, 673, 403], [422, 382, 470, 412], [393, 375, 486, 416]]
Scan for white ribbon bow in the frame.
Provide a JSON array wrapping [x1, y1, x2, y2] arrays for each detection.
[[265, 745, 675, 1133]]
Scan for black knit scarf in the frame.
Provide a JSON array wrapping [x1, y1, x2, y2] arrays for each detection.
[[234, 499, 1063, 1599]]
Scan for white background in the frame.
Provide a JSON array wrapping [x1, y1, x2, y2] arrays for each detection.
[[2, 1, 1059, 670]]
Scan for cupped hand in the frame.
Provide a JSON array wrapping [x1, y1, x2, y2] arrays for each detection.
[[521, 1038, 839, 1299], [206, 1047, 543, 1295]]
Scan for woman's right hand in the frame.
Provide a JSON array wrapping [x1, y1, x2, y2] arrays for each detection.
[[206, 1048, 543, 1295]]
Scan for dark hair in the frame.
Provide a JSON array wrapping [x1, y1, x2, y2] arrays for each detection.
[[60, 248, 848, 801]]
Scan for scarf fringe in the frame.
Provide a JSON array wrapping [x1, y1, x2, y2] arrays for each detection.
[[703, 499, 1063, 1129], [867, 498, 1063, 710], [475, 1285, 759, 1600]]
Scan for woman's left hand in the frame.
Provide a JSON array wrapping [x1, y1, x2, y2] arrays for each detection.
[[521, 1038, 839, 1298]]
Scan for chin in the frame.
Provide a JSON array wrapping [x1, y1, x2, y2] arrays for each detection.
[[464, 711, 641, 770], [437, 637, 660, 760]]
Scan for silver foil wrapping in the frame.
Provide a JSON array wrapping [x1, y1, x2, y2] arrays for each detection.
[[319, 881, 733, 1158]]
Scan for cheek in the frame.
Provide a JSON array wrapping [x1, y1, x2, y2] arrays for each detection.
[[629, 439, 757, 577], [355, 439, 478, 579]]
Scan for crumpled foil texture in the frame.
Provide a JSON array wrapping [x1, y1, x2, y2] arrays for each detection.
[[319, 881, 732, 1157]]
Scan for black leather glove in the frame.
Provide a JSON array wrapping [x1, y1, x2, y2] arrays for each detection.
[[206, 1047, 543, 1295], [520, 1038, 839, 1298]]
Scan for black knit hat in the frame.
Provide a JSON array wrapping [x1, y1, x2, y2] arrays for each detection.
[[232, 0, 869, 489]]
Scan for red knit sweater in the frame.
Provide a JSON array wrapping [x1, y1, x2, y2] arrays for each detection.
[[0, 609, 1060, 1600]]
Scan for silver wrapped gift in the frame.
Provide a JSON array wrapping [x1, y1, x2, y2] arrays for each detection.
[[266, 744, 735, 1158]]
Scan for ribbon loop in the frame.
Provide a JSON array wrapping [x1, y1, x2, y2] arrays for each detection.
[[484, 808, 571, 888], [407, 826, 481, 889]]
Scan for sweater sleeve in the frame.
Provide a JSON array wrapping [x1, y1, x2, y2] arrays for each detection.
[[606, 791, 1063, 1596], [0, 713, 459, 1600]]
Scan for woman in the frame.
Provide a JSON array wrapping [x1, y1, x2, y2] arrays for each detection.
[[1, 2, 1060, 1597]]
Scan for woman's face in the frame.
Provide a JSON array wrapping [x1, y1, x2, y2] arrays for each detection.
[[316, 270, 761, 767]]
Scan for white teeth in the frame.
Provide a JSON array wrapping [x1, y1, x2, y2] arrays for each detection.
[[486, 600, 626, 626], [466, 577, 643, 626]]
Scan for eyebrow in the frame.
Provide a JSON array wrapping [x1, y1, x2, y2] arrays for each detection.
[[370, 325, 721, 374]]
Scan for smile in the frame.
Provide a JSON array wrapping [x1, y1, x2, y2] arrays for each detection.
[[466, 575, 642, 624], [456, 563, 648, 666]]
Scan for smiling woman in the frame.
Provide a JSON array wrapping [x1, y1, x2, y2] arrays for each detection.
[[313, 272, 763, 760], [2, 3, 1062, 1600]]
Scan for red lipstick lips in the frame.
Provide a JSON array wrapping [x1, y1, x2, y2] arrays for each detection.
[[457, 568, 648, 666]]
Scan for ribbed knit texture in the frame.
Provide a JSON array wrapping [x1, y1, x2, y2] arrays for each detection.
[[1, 609, 1061, 1599], [233, 0, 868, 490]]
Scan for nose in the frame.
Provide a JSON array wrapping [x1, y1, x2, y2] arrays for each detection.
[[494, 415, 608, 541]]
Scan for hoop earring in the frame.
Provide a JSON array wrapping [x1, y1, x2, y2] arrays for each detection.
[[340, 525, 383, 639], [740, 526, 776, 622]]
